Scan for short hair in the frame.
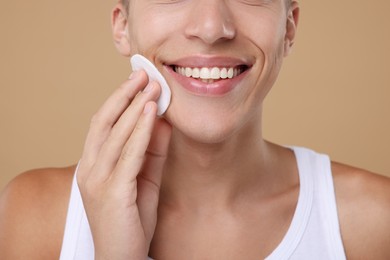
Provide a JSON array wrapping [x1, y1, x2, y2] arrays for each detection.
[[121, 0, 129, 11]]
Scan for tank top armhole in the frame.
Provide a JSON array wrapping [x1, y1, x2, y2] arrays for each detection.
[[59, 163, 84, 260], [60, 163, 155, 260]]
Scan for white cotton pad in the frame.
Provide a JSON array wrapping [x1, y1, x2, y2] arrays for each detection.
[[130, 54, 171, 116]]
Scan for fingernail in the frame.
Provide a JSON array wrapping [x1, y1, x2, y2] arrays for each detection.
[[129, 70, 139, 80], [143, 102, 152, 114], [143, 82, 154, 93]]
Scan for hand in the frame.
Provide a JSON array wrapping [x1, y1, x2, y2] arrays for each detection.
[[76, 70, 172, 260]]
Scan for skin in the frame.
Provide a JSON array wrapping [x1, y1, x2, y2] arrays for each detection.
[[1, 0, 390, 259]]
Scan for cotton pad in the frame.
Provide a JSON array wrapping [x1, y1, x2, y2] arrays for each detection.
[[130, 54, 171, 116]]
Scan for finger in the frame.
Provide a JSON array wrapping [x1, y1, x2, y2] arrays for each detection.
[[137, 118, 172, 239], [81, 70, 148, 170], [78, 71, 148, 184], [90, 82, 161, 183], [140, 118, 172, 188], [111, 101, 158, 188]]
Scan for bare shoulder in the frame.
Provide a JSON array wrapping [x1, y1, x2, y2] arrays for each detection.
[[0, 165, 76, 260], [331, 162, 390, 259]]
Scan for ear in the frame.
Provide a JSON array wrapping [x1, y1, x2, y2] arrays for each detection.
[[112, 3, 131, 56], [284, 1, 300, 57]]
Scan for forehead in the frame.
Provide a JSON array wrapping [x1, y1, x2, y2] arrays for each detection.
[[123, 0, 290, 10]]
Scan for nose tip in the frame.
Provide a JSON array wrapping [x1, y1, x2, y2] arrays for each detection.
[[184, 2, 236, 45]]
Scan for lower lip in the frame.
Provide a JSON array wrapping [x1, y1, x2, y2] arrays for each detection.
[[164, 66, 250, 96]]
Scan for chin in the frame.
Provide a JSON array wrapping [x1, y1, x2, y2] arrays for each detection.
[[165, 102, 245, 145]]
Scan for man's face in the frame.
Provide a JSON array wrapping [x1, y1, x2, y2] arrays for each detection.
[[122, 0, 297, 143]]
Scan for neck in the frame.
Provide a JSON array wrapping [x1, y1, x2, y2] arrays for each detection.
[[160, 118, 287, 213]]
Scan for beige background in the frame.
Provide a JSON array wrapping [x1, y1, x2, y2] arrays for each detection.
[[1, 1, 389, 191]]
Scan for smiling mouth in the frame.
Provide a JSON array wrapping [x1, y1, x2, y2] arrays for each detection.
[[171, 65, 249, 84]]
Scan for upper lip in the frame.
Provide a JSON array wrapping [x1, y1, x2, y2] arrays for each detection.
[[163, 55, 254, 68]]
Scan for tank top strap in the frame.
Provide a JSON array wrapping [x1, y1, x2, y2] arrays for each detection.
[[266, 146, 315, 259], [310, 149, 346, 259], [267, 146, 346, 259]]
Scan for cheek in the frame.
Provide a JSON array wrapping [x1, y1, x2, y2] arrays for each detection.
[[249, 23, 285, 58], [236, 6, 286, 54], [128, 8, 185, 55], [246, 19, 286, 99]]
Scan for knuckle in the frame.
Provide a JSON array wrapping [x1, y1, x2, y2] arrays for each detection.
[[119, 80, 140, 99], [118, 81, 129, 92], [120, 147, 134, 161], [76, 171, 86, 186], [76, 163, 89, 185], [83, 180, 98, 197], [133, 121, 144, 133], [79, 174, 103, 200], [76, 165, 101, 197], [90, 112, 102, 126], [121, 144, 143, 162]]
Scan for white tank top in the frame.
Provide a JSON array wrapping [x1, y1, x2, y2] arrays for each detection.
[[59, 147, 346, 259]]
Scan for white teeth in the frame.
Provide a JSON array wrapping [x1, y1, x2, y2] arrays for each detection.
[[185, 67, 192, 77], [174, 66, 244, 81], [192, 68, 200, 78], [200, 67, 210, 79], [210, 67, 220, 79], [220, 68, 228, 79], [227, 68, 234, 79]]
